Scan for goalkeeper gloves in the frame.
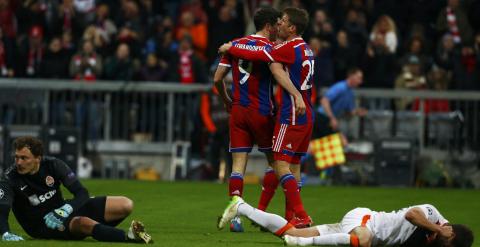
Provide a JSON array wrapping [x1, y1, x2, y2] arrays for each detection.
[[2, 232, 24, 241], [43, 204, 73, 230]]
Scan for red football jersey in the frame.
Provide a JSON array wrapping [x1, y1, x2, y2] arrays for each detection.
[[229, 37, 314, 125], [219, 34, 275, 116]]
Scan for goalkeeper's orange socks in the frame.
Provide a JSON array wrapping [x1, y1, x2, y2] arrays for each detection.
[[258, 168, 278, 211]]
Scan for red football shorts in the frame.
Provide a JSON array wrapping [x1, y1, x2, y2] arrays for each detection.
[[229, 105, 274, 153], [272, 123, 313, 164]]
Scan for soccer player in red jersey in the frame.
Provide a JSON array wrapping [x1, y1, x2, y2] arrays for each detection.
[[219, 7, 314, 228], [214, 7, 306, 232]]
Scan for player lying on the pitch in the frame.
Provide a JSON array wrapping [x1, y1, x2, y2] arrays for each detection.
[[218, 196, 473, 247], [0, 136, 152, 243]]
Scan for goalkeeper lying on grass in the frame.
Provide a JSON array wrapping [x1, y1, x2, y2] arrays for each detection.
[[0, 136, 152, 243], [218, 196, 473, 247]]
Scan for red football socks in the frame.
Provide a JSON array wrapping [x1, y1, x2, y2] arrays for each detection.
[[229, 172, 244, 197], [258, 169, 279, 211], [280, 174, 308, 219]]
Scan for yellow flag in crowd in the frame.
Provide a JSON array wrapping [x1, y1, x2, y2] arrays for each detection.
[[309, 133, 346, 170]]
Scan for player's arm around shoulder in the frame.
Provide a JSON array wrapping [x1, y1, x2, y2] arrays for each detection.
[[269, 62, 306, 115]]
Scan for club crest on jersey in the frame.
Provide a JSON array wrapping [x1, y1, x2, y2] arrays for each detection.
[[0, 189, 4, 199], [45, 176, 55, 187]]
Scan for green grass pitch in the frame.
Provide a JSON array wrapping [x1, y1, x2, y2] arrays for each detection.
[[3, 180, 480, 246]]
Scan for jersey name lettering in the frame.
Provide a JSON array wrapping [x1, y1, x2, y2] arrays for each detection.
[[234, 43, 266, 51]]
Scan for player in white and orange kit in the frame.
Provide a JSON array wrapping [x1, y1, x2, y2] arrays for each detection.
[[218, 196, 473, 247]]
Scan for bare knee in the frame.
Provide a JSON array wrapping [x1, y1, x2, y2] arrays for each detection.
[[119, 196, 134, 215], [350, 228, 372, 247], [274, 161, 291, 177], [357, 235, 371, 247], [69, 216, 97, 236]]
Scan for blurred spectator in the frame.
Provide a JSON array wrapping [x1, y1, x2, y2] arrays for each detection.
[[370, 15, 398, 54], [41, 37, 69, 78], [69, 40, 102, 81], [435, 33, 457, 71], [333, 30, 356, 82], [139, 53, 167, 81], [82, 25, 106, 52], [305, 9, 335, 45], [223, 0, 245, 29], [310, 37, 334, 90], [363, 33, 396, 89], [42, 0, 61, 37], [175, 10, 208, 60], [179, 0, 208, 24], [400, 36, 432, 73], [342, 8, 368, 65], [144, 16, 176, 58], [94, 4, 117, 46], [395, 55, 427, 110], [115, 0, 143, 59], [104, 43, 135, 81], [58, 0, 81, 38], [17, 26, 45, 78], [412, 66, 451, 114], [452, 45, 479, 90], [15, 0, 46, 36], [168, 35, 208, 84], [62, 31, 76, 58], [206, 4, 243, 65], [0, 27, 14, 77], [139, 1, 168, 42], [0, 0, 17, 77], [73, 0, 96, 24], [428, 65, 452, 92], [369, 0, 409, 39], [436, 0, 473, 46], [406, 0, 444, 47], [274, 0, 306, 11]]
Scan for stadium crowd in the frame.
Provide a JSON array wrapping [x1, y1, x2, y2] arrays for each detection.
[[0, 0, 479, 91]]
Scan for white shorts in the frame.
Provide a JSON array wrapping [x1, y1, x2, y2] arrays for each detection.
[[340, 207, 372, 233], [316, 207, 372, 235]]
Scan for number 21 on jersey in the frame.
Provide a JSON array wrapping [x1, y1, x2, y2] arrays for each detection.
[[301, 59, 314, 90]]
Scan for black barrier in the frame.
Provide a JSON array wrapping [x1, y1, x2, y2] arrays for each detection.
[[374, 138, 416, 186]]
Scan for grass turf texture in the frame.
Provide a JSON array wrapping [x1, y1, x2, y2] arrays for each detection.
[[3, 180, 480, 246]]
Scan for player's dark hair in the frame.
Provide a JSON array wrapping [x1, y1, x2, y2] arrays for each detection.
[[347, 67, 362, 77], [253, 7, 282, 31], [283, 7, 309, 35], [451, 224, 474, 247], [13, 136, 44, 157]]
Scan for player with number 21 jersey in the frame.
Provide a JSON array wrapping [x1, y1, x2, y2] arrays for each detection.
[[228, 37, 315, 162]]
